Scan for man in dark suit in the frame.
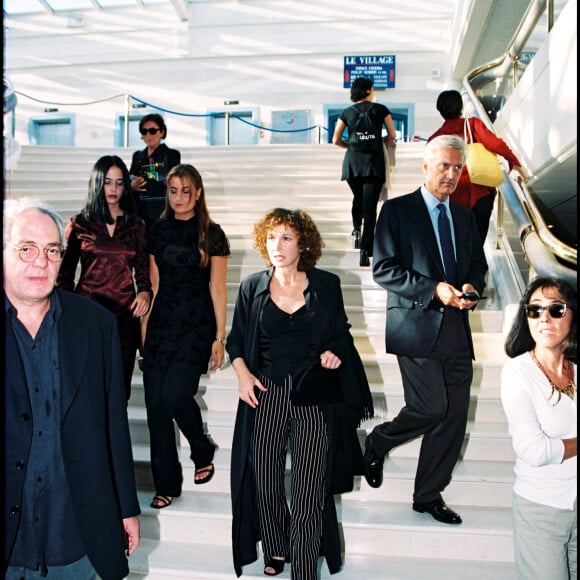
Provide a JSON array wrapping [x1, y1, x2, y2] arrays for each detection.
[[4, 198, 141, 578], [365, 134, 488, 524]]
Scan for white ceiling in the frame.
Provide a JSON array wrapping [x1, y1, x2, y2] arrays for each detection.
[[3, 0, 190, 18]]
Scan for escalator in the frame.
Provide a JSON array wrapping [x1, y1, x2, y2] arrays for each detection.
[[463, 0, 576, 300]]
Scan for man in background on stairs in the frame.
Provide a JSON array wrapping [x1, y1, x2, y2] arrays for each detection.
[[364, 135, 488, 525], [332, 76, 396, 267], [4, 198, 141, 579]]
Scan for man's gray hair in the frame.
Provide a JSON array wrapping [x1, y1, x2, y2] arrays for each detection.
[[424, 134, 466, 165], [4, 197, 65, 246]]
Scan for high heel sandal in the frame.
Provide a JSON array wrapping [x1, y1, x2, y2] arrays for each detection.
[[263, 557, 286, 576]]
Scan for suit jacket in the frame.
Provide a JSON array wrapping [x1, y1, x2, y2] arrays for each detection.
[[226, 267, 374, 577], [372, 189, 488, 358], [4, 289, 141, 580]]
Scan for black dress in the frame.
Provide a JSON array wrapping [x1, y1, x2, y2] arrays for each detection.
[[143, 215, 230, 370], [339, 101, 391, 182]]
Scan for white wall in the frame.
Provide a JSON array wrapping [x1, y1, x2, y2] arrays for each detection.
[[493, 0, 577, 173], [5, 0, 458, 148]]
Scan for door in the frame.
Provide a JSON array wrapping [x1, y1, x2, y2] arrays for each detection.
[[209, 111, 257, 145], [29, 116, 75, 146]]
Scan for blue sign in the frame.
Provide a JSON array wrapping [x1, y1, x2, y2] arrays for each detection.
[[344, 55, 396, 89]]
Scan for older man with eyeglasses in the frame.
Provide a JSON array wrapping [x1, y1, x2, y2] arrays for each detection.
[[3, 197, 141, 580]]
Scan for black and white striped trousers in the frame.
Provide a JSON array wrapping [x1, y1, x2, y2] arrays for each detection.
[[253, 373, 329, 580]]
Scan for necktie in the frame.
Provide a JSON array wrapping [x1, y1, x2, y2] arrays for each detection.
[[437, 203, 457, 285]]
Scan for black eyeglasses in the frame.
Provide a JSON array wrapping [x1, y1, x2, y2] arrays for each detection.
[[139, 127, 161, 135], [8, 242, 65, 263], [524, 303, 568, 319]]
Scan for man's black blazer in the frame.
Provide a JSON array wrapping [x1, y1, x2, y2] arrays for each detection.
[[372, 188, 488, 358], [5, 289, 141, 579]]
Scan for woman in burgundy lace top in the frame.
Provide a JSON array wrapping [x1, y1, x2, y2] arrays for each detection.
[[57, 155, 152, 400]]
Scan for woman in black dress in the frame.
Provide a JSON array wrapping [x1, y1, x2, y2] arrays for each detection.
[[141, 163, 230, 509], [332, 76, 396, 266]]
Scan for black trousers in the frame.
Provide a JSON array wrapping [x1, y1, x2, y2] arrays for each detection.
[[346, 177, 383, 255], [370, 309, 473, 503], [143, 362, 216, 496], [120, 346, 137, 401], [471, 191, 496, 243], [137, 196, 165, 229]]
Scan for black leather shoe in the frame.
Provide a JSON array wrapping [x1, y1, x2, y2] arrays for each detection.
[[352, 229, 361, 249], [363, 436, 384, 488], [359, 249, 370, 267], [413, 499, 462, 524]]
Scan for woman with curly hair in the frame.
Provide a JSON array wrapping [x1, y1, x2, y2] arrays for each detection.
[[227, 208, 374, 578], [141, 163, 231, 509]]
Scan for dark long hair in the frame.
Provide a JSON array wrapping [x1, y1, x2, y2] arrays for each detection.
[[161, 164, 212, 267], [505, 277, 577, 362], [82, 155, 137, 224]]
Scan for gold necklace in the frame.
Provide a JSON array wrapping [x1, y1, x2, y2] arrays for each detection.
[[530, 350, 576, 404]]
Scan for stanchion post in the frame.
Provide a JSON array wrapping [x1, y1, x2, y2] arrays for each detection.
[[124, 93, 130, 148], [223, 100, 238, 146], [224, 111, 230, 146]]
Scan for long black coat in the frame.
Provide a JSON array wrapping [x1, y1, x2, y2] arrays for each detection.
[[226, 268, 373, 577], [4, 289, 141, 580]]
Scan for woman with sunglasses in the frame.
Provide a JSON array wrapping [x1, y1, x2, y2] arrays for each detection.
[[129, 113, 181, 228], [501, 277, 577, 580]]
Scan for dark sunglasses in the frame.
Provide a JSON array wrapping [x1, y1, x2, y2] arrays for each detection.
[[139, 127, 161, 135], [524, 303, 568, 319]]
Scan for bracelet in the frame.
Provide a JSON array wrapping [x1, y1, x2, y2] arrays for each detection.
[[214, 337, 226, 345]]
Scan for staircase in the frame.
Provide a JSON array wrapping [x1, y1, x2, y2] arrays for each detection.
[[6, 143, 517, 579]]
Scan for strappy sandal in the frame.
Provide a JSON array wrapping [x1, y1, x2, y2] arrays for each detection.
[[263, 557, 285, 576], [194, 464, 215, 485], [150, 495, 173, 509]]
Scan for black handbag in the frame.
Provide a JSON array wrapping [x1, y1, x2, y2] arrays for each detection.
[[290, 359, 342, 406]]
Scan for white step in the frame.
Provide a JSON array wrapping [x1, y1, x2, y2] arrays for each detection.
[[132, 490, 515, 563], [132, 444, 514, 508], [8, 142, 516, 576], [127, 539, 516, 579]]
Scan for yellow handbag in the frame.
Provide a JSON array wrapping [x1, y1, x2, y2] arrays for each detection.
[[463, 118, 505, 187]]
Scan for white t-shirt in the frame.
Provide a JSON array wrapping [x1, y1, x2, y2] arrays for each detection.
[[501, 351, 577, 510]]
